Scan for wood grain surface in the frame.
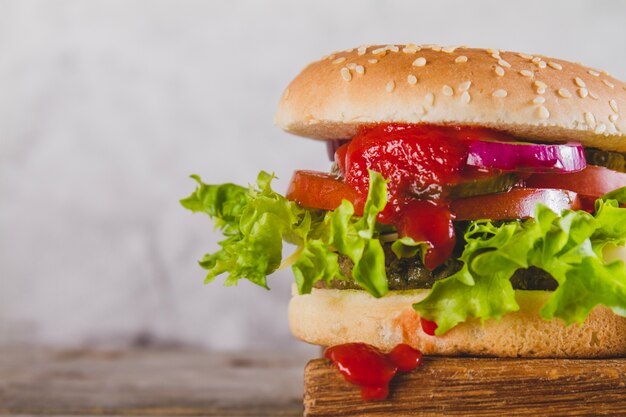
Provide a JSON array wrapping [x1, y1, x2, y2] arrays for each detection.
[[0, 347, 306, 416], [304, 357, 626, 416], [5, 348, 626, 416]]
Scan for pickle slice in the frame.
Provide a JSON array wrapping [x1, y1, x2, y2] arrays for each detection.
[[584, 148, 626, 172], [447, 173, 518, 199]]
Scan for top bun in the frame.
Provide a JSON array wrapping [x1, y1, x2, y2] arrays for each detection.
[[275, 45, 626, 152]]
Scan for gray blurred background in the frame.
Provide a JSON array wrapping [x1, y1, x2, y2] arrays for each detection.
[[1, 0, 626, 352]]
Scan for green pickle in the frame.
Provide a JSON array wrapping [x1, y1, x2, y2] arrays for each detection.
[[584, 148, 626, 172], [447, 173, 518, 199]]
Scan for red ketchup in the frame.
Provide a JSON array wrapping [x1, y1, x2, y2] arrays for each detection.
[[336, 124, 508, 270], [420, 317, 438, 336], [324, 343, 423, 400]]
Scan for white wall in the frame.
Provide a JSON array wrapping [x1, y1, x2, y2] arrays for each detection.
[[1, 0, 625, 351]]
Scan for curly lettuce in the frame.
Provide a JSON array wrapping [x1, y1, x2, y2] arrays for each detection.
[[182, 171, 626, 334], [414, 188, 626, 334], [181, 170, 390, 296]]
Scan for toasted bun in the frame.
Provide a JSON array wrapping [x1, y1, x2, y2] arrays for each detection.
[[289, 287, 626, 357], [276, 45, 626, 152]]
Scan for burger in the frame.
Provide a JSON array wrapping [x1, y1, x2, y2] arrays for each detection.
[[182, 44, 626, 397]]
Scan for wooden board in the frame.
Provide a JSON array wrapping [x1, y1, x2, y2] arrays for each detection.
[[304, 357, 626, 416], [0, 347, 306, 416]]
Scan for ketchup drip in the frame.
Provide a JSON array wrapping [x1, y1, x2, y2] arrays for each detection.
[[420, 317, 438, 336], [324, 343, 423, 400], [336, 124, 502, 269]]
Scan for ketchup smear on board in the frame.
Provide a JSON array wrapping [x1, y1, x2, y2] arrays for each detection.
[[324, 343, 423, 400], [335, 124, 510, 269]]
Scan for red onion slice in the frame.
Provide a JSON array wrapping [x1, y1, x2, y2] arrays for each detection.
[[326, 139, 350, 161], [466, 140, 586, 172]]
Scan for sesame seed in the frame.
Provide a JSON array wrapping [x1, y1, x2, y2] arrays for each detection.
[[603, 80, 615, 89], [412, 57, 427, 67], [536, 61, 547, 69], [402, 45, 418, 54], [577, 88, 588, 98], [344, 48, 354, 53], [442, 45, 457, 53], [340, 67, 352, 81], [589, 91, 599, 100], [595, 123, 607, 134], [455, 55, 468, 63], [610, 99, 619, 113], [534, 80, 547, 94], [491, 53, 501, 60], [492, 89, 508, 98], [425, 92, 435, 106], [368, 59, 378, 64], [347, 63, 357, 70], [387, 45, 399, 52], [520, 69, 534, 78], [486, 48, 499, 54], [518, 53, 533, 60], [430, 45, 442, 52], [407, 74, 417, 85], [537, 106, 550, 119], [499, 59, 512, 68], [584, 112, 596, 128], [332, 57, 346, 64], [442, 85, 454, 96], [372, 47, 387, 55], [458, 81, 472, 91], [355, 65, 365, 75], [588, 69, 600, 77], [574, 77, 586, 88], [557, 88, 572, 98], [324, 54, 335, 61], [532, 57, 542, 63], [548, 61, 563, 70], [357, 46, 367, 55], [494, 66, 505, 76], [386, 80, 395, 93], [533, 96, 546, 104], [610, 114, 619, 123], [461, 91, 471, 104]]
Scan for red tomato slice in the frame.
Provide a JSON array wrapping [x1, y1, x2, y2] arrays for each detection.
[[525, 165, 626, 199], [286, 170, 363, 212], [450, 188, 581, 220], [287, 171, 581, 222]]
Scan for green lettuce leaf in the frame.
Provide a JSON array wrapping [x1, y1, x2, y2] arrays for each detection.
[[181, 170, 389, 295], [183, 170, 626, 335], [414, 199, 626, 335], [292, 240, 340, 294], [601, 186, 626, 203], [181, 172, 310, 288], [180, 175, 249, 235], [323, 171, 389, 297], [391, 236, 430, 260]]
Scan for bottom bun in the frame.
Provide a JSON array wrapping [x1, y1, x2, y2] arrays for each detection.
[[288, 287, 626, 357]]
